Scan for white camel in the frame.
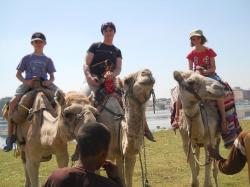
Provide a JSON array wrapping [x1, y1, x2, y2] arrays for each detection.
[[96, 69, 155, 187], [173, 70, 225, 187]]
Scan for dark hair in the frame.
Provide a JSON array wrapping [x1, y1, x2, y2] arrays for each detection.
[[101, 22, 116, 34], [76, 122, 110, 158], [190, 35, 207, 47]]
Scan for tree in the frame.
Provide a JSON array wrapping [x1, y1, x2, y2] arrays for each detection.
[[0, 97, 11, 118]]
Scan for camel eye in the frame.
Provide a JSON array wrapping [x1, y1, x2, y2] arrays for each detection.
[[64, 112, 74, 119]]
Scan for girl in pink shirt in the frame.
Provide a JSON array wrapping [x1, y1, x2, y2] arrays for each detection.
[[173, 30, 227, 133]]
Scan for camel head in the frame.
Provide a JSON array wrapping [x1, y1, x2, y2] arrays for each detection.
[[174, 71, 224, 106], [122, 69, 155, 104], [55, 91, 97, 140], [63, 103, 97, 139]]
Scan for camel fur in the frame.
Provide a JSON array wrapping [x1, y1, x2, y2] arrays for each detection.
[[174, 71, 225, 187]]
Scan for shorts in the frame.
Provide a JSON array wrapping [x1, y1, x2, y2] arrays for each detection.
[[209, 73, 222, 82], [15, 83, 58, 96]]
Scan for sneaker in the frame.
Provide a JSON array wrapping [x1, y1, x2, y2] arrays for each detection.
[[144, 129, 156, 142], [3, 135, 16, 152]]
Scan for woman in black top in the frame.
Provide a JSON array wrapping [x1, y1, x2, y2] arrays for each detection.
[[83, 22, 155, 142]]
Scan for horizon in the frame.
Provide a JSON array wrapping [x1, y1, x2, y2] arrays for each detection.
[[1, 1, 250, 98]]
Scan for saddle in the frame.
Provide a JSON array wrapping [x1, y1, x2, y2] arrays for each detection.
[[94, 77, 123, 111], [10, 78, 56, 124]]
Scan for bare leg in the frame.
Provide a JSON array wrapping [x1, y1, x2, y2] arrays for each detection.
[[217, 99, 227, 132], [3, 95, 21, 152]]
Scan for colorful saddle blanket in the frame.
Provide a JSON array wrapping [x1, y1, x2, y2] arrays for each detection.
[[220, 81, 242, 148]]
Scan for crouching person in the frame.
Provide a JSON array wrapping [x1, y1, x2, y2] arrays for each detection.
[[208, 130, 250, 183], [43, 122, 123, 187]]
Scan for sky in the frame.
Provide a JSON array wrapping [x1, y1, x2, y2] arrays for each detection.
[[0, 0, 250, 99]]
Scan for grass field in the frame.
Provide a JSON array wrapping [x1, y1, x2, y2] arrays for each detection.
[[0, 120, 249, 187]]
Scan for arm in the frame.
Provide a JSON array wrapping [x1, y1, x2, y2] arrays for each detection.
[[102, 160, 123, 187], [42, 73, 55, 87], [112, 57, 122, 77], [175, 96, 181, 119], [203, 57, 216, 76], [208, 145, 247, 175], [84, 52, 99, 87], [16, 70, 33, 87], [188, 59, 193, 71]]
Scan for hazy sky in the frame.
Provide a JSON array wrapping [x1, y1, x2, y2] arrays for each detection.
[[0, 0, 250, 99]]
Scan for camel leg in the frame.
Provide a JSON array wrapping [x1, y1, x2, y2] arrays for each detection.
[[212, 159, 219, 187], [180, 130, 199, 187], [203, 147, 212, 187], [21, 151, 31, 187], [212, 139, 220, 187], [55, 145, 69, 168], [195, 146, 200, 176], [124, 155, 136, 187], [115, 154, 125, 187], [25, 157, 40, 187]]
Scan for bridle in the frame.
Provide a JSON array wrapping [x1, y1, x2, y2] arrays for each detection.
[[182, 83, 212, 166]]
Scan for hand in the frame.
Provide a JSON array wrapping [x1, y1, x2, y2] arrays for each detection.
[[102, 160, 119, 179], [195, 66, 206, 75], [42, 80, 52, 87], [89, 76, 100, 87], [104, 71, 114, 79], [23, 79, 33, 87], [207, 145, 222, 160]]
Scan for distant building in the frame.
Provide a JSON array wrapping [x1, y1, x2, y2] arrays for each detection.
[[233, 87, 250, 102]]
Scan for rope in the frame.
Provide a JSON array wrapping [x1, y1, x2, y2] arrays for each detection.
[[138, 119, 150, 187], [142, 136, 149, 186], [151, 89, 156, 114], [139, 151, 145, 187]]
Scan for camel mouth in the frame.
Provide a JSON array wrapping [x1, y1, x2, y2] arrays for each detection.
[[139, 77, 155, 86]]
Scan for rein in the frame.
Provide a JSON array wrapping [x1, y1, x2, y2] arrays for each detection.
[[18, 103, 33, 114]]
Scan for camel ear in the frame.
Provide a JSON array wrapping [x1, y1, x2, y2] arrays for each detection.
[[174, 71, 190, 89], [55, 89, 66, 106], [173, 71, 184, 84], [123, 76, 135, 91]]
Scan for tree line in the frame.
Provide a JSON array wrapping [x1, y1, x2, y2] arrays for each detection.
[[0, 97, 11, 118]]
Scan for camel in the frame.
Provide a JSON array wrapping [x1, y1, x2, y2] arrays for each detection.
[[96, 69, 155, 187], [173, 70, 225, 187], [2, 90, 97, 187]]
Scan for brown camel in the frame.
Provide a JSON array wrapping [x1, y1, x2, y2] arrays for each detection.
[[174, 71, 225, 187], [96, 69, 155, 187], [2, 90, 97, 187]]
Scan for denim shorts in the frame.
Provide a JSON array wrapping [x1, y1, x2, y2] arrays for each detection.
[[15, 83, 58, 96]]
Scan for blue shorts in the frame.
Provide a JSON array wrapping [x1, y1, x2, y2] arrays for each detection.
[[15, 83, 58, 96], [209, 73, 222, 82]]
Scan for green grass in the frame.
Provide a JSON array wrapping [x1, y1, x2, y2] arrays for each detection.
[[0, 121, 250, 187]]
